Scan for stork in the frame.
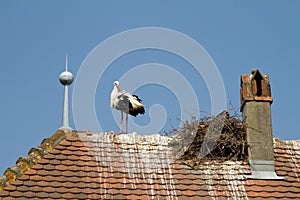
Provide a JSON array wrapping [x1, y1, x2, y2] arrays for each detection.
[[110, 81, 145, 134]]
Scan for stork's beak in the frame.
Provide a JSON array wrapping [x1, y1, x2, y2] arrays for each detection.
[[116, 84, 121, 91]]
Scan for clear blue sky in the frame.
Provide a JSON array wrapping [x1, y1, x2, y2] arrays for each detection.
[[0, 1, 299, 174]]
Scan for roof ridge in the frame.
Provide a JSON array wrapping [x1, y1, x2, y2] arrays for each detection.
[[0, 129, 77, 192], [273, 138, 300, 148]]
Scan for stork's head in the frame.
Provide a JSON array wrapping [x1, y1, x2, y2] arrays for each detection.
[[114, 81, 119, 86], [114, 81, 121, 91]]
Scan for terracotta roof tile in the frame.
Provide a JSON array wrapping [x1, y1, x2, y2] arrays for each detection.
[[38, 159, 49, 165], [53, 154, 67, 161], [54, 145, 67, 151], [61, 159, 73, 166], [36, 181, 50, 187], [0, 130, 299, 199], [50, 192, 62, 198], [2, 185, 16, 191], [35, 191, 49, 198], [49, 159, 61, 165], [22, 180, 35, 187], [30, 185, 43, 192]]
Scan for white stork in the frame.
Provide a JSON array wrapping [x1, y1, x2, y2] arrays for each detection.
[[110, 81, 145, 134]]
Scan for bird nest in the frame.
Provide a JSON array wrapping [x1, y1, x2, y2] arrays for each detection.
[[167, 111, 248, 169]]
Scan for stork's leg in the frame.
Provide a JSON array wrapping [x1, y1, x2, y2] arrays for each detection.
[[126, 113, 128, 134], [119, 111, 123, 134]]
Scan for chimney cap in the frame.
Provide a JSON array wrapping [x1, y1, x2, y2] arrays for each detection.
[[251, 68, 263, 78], [240, 69, 272, 111]]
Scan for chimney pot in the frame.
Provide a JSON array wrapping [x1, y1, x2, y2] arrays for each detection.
[[241, 69, 284, 180]]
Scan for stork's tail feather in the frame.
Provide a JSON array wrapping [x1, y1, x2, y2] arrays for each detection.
[[129, 106, 145, 117], [132, 95, 142, 102], [129, 94, 145, 117]]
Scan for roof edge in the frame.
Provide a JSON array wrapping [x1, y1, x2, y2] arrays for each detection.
[[0, 129, 76, 192]]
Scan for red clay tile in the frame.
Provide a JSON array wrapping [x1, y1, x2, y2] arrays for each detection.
[[286, 176, 300, 182], [70, 187, 83, 193], [79, 155, 91, 161], [12, 180, 23, 186], [87, 171, 99, 178], [286, 193, 300, 198], [49, 159, 61, 165], [31, 164, 43, 170], [66, 176, 81, 183], [37, 159, 49, 165], [67, 136, 81, 142], [175, 196, 191, 200], [68, 165, 81, 171], [9, 191, 23, 197], [76, 160, 88, 167], [61, 171, 76, 177], [54, 154, 67, 160], [0, 190, 9, 197], [36, 181, 50, 187], [55, 145, 67, 150], [36, 169, 50, 176], [72, 141, 84, 147], [43, 154, 55, 159], [50, 192, 62, 199], [49, 148, 61, 155], [48, 181, 63, 187], [67, 155, 80, 161], [112, 194, 128, 199], [61, 149, 74, 155], [43, 164, 55, 170], [59, 140, 71, 146], [84, 187, 100, 194], [30, 186, 43, 192], [61, 181, 74, 188], [41, 175, 58, 182], [182, 190, 197, 196], [75, 193, 88, 199], [0, 197, 14, 200], [291, 181, 300, 187], [66, 145, 77, 151], [173, 184, 191, 190], [54, 187, 69, 193], [87, 193, 103, 199], [176, 179, 195, 185], [61, 160, 73, 166], [62, 193, 76, 199], [55, 165, 68, 171], [3, 185, 16, 191], [22, 180, 36, 187], [43, 186, 56, 193], [74, 182, 87, 189], [18, 174, 29, 181], [35, 191, 49, 198], [17, 185, 30, 192]]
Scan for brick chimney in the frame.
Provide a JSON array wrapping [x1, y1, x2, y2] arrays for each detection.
[[240, 69, 284, 179]]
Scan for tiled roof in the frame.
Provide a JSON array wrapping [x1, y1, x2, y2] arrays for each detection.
[[0, 130, 300, 199]]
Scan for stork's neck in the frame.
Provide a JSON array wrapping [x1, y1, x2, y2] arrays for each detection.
[[111, 86, 120, 98]]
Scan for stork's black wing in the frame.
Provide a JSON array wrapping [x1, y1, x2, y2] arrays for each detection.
[[116, 94, 132, 112]]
